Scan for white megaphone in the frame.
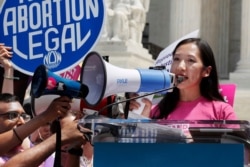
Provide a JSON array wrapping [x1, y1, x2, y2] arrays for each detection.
[[80, 51, 176, 107]]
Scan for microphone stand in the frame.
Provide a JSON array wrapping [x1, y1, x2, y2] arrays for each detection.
[[99, 86, 177, 119]]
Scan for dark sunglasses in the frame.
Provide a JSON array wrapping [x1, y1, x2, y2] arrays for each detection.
[[0, 111, 31, 122]]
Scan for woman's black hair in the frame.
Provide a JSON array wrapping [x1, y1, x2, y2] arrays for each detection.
[[153, 38, 224, 119]]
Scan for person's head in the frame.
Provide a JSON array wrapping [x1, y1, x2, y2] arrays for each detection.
[[0, 93, 31, 133], [155, 38, 224, 119], [170, 38, 223, 101]]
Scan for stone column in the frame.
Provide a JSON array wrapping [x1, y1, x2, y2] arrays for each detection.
[[200, 0, 230, 79], [169, 0, 201, 43], [235, 0, 250, 72]]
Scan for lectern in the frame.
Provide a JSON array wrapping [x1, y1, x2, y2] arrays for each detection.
[[79, 119, 250, 167]]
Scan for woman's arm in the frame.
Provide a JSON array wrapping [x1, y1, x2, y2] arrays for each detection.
[[0, 44, 14, 94]]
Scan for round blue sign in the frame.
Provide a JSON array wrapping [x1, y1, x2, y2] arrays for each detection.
[[0, 0, 105, 75]]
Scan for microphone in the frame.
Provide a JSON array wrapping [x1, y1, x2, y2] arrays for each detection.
[[176, 75, 185, 84], [98, 75, 185, 118]]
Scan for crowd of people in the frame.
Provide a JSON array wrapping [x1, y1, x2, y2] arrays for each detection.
[[0, 44, 92, 167], [0, 35, 243, 166]]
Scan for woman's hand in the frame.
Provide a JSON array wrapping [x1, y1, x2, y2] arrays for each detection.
[[0, 43, 13, 70], [141, 98, 152, 117], [128, 93, 152, 118]]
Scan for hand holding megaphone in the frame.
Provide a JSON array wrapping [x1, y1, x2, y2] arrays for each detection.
[[35, 95, 72, 121]]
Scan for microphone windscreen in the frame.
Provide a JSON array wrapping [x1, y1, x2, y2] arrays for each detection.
[[177, 76, 185, 83]]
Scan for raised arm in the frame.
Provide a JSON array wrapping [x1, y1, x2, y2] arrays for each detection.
[[0, 44, 14, 94]]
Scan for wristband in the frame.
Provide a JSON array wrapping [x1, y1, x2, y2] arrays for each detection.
[[68, 147, 83, 156], [13, 128, 22, 143], [61, 148, 83, 156], [3, 75, 20, 80]]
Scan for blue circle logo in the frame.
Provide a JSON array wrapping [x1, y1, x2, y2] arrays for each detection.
[[0, 0, 105, 75]]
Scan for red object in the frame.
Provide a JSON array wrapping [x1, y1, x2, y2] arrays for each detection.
[[80, 95, 116, 116], [47, 77, 57, 89]]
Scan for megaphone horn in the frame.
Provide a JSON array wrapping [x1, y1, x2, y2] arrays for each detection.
[[80, 51, 176, 107], [31, 65, 89, 99]]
